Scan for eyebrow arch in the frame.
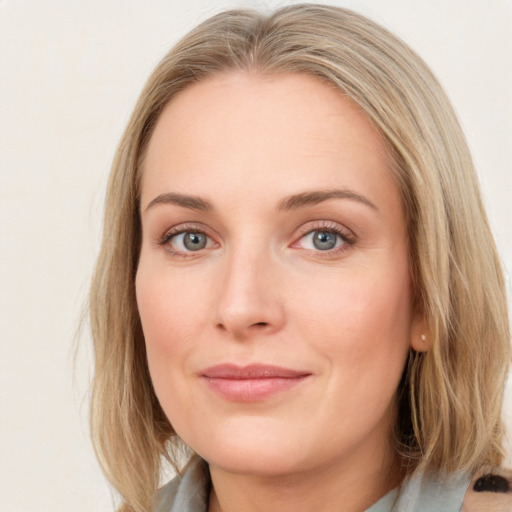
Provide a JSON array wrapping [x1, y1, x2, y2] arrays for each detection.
[[277, 189, 378, 211], [145, 192, 214, 212]]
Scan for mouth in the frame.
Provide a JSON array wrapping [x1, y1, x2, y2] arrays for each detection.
[[199, 364, 312, 402]]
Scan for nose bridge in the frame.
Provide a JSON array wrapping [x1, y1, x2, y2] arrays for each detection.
[[214, 237, 283, 337]]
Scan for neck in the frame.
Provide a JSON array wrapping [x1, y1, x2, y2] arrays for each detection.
[[208, 441, 402, 512]]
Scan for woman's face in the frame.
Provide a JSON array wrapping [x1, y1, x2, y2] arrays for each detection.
[[136, 72, 425, 477]]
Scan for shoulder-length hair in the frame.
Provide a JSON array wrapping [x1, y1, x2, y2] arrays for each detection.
[[89, 4, 511, 511]]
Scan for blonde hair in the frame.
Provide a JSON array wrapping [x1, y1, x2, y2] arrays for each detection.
[[89, 4, 511, 511]]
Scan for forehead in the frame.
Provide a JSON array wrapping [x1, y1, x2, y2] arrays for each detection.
[[141, 71, 399, 216]]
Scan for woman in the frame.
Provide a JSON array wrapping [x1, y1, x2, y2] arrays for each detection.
[[89, 4, 511, 512]]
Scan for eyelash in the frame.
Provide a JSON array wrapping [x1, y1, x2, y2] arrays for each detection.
[[158, 223, 215, 259], [293, 221, 356, 257], [157, 221, 356, 258]]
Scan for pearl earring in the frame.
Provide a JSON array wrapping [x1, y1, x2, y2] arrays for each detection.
[[421, 334, 426, 342]]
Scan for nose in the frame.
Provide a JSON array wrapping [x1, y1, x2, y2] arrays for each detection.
[[214, 245, 285, 340]]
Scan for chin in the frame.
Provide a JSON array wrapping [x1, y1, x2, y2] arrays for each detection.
[[203, 448, 307, 478], [185, 417, 312, 477]]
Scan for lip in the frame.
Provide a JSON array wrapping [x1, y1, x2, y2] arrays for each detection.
[[200, 364, 312, 402]]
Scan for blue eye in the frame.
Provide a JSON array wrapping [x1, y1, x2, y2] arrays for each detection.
[[168, 231, 212, 252], [183, 232, 207, 251], [312, 231, 338, 250], [299, 229, 346, 251]]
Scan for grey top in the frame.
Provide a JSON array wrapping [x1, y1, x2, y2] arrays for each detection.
[[155, 457, 471, 512]]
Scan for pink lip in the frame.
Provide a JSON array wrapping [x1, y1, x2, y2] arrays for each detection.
[[200, 364, 312, 402]]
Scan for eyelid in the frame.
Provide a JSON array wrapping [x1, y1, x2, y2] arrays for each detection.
[[294, 220, 356, 240], [291, 220, 357, 255], [158, 222, 206, 243], [157, 222, 218, 256]]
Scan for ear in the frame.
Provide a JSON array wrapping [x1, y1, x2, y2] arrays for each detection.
[[410, 308, 432, 352]]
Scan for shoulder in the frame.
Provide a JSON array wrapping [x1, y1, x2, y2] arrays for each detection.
[[153, 462, 512, 512], [155, 476, 182, 512], [392, 466, 512, 512], [154, 457, 210, 512], [461, 467, 512, 512]]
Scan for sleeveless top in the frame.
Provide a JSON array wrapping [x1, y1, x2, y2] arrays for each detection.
[[154, 457, 512, 512]]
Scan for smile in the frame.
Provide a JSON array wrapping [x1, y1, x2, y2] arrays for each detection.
[[200, 364, 312, 402]]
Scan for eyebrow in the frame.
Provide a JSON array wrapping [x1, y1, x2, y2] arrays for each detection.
[[277, 189, 378, 212], [144, 188, 377, 213], [145, 192, 214, 212]]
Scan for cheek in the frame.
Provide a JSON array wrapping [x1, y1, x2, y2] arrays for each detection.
[[295, 259, 413, 386], [136, 263, 209, 350], [135, 262, 212, 412], [135, 265, 212, 441], [295, 267, 412, 443]]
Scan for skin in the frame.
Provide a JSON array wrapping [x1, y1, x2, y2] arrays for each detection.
[[136, 72, 427, 512]]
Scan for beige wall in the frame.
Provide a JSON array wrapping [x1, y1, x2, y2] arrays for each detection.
[[0, 0, 510, 510]]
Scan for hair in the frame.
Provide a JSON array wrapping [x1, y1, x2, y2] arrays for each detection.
[[89, 4, 511, 512]]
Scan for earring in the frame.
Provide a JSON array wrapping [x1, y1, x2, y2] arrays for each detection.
[[421, 334, 426, 342]]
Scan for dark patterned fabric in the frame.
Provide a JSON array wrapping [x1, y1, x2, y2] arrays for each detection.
[[461, 468, 512, 512]]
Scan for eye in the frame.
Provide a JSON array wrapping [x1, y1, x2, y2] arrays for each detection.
[[292, 221, 356, 255], [158, 225, 216, 256], [300, 230, 344, 251], [172, 231, 210, 251]]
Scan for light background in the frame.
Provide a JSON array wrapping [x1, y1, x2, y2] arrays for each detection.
[[0, 0, 510, 510]]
